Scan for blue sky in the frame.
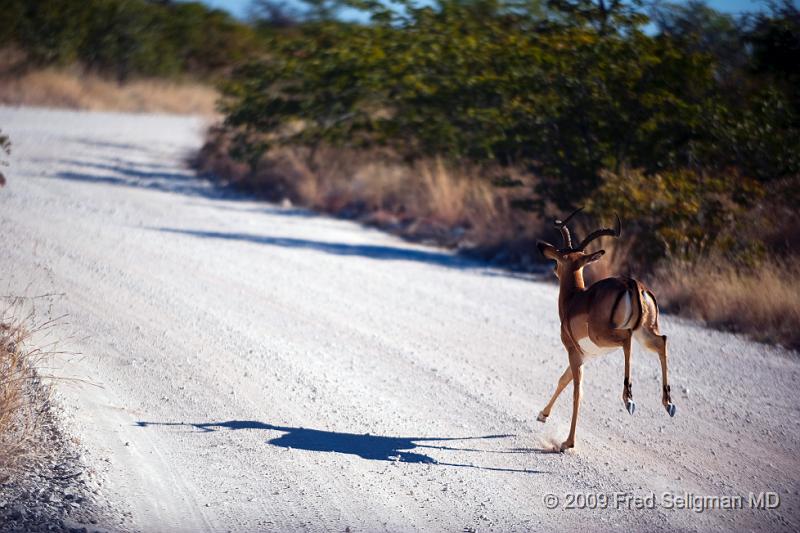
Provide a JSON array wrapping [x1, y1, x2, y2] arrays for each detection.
[[198, 0, 773, 20]]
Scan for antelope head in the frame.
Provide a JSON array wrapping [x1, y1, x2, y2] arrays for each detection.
[[536, 207, 621, 284]]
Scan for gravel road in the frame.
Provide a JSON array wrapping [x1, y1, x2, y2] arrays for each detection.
[[1, 106, 798, 532]]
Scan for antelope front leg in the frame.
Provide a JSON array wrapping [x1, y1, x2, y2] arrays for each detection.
[[537, 366, 572, 423], [561, 353, 583, 451], [622, 336, 635, 415]]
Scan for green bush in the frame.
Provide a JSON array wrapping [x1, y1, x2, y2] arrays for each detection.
[[217, 0, 798, 270], [223, 2, 714, 195], [0, 0, 256, 80], [585, 167, 764, 267]]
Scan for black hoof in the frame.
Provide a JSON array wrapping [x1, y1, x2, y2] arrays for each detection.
[[626, 399, 636, 415], [666, 403, 676, 417]]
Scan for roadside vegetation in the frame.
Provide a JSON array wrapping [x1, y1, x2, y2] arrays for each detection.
[[196, 0, 800, 349], [654, 259, 800, 348], [0, 0, 256, 114], [3, 0, 798, 348], [0, 60, 218, 115], [0, 302, 51, 478], [0, 299, 111, 530], [0, 0, 255, 80]]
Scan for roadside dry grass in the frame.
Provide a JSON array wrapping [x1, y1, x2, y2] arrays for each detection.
[[0, 304, 47, 479], [0, 49, 218, 116], [195, 133, 548, 266], [652, 258, 800, 350], [0, 298, 116, 530]]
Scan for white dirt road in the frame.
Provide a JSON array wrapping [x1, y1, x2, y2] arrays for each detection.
[[1, 106, 798, 532]]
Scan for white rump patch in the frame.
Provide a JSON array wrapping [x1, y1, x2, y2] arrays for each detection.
[[613, 291, 633, 329]]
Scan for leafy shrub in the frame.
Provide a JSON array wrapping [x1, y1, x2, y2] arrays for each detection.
[[0, 0, 256, 80], [222, 1, 719, 205], [217, 0, 798, 271], [585, 168, 764, 268]]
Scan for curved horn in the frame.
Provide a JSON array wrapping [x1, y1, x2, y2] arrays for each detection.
[[577, 214, 621, 251], [554, 207, 583, 249]]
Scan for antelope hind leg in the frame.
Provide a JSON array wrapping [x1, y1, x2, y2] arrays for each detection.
[[622, 335, 635, 415], [635, 329, 676, 417]]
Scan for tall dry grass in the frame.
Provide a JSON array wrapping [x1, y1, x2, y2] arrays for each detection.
[[652, 258, 800, 349], [288, 149, 508, 244], [0, 51, 218, 116], [0, 300, 61, 480], [1, 315, 37, 477], [195, 134, 546, 263]]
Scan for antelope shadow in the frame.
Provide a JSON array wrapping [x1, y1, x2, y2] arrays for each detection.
[[135, 420, 542, 474]]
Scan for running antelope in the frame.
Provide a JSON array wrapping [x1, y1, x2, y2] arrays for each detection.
[[536, 208, 676, 451]]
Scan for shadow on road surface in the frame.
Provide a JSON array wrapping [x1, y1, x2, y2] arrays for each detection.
[[54, 164, 231, 198], [45, 151, 547, 277], [39, 149, 243, 199], [135, 420, 543, 474], [154, 227, 476, 269]]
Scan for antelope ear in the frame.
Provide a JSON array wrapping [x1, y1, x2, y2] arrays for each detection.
[[580, 249, 605, 266], [537, 241, 559, 261]]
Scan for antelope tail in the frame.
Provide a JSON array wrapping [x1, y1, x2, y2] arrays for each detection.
[[611, 278, 643, 330]]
